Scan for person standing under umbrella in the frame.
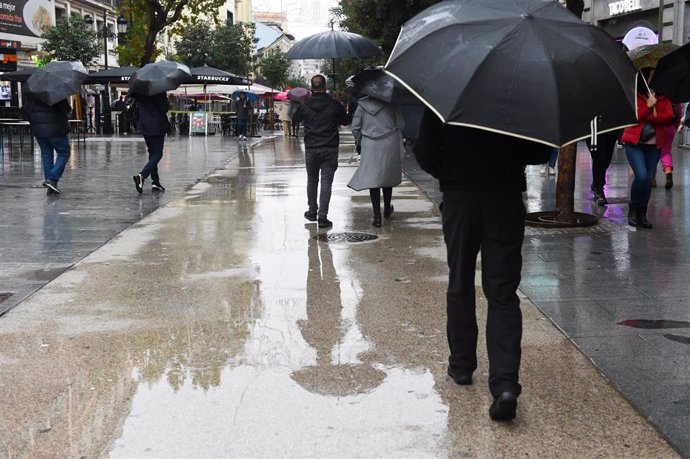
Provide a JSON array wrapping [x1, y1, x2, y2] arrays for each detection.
[[348, 95, 405, 227], [292, 74, 349, 229], [413, 109, 551, 421], [132, 91, 170, 193], [235, 92, 251, 141], [25, 93, 72, 195]]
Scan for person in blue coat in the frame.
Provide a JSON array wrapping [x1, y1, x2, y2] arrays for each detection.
[[132, 92, 170, 193]]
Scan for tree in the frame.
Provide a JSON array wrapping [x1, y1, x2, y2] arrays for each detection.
[[174, 22, 213, 68], [117, 0, 227, 66], [259, 49, 290, 89], [40, 15, 101, 65], [209, 22, 256, 76]]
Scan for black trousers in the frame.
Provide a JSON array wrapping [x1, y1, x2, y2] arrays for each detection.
[[442, 190, 525, 397], [586, 130, 620, 191], [141, 134, 165, 183]]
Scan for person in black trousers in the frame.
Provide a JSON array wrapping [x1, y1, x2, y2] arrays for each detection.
[[413, 108, 551, 421], [586, 129, 621, 206], [132, 92, 170, 193]]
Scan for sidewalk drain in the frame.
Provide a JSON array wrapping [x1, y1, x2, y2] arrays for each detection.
[[313, 232, 378, 243], [0, 293, 13, 305]]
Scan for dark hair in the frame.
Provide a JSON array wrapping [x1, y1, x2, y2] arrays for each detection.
[[311, 75, 326, 92]]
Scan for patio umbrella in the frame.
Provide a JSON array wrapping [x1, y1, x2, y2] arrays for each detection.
[[650, 42, 690, 103], [287, 87, 310, 102], [349, 66, 417, 105], [384, 0, 638, 148], [0, 68, 35, 82], [129, 61, 191, 96], [231, 90, 259, 102], [187, 65, 250, 85], [627, 43, 679, 70], [274, 91, 288, 101], [24, 61, 88, 106], [84, 66, 139, 84]]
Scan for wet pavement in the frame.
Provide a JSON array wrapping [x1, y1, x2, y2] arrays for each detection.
[[0, 132, 686, 457]]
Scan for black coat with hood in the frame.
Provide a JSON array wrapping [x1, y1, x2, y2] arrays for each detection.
[[25, 95, 71, 138], [292, 92, 348, 149]]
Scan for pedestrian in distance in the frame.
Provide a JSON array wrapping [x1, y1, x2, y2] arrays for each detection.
[[25, 93, 72, 195], [278, 99, 292, 137], [620, 68, 674, 229], [586, 129, 622, 206], [292, 74, 349, 229], [655, 102, 682, 190], [289, 100, 301, 137], [235, 92, 251, 141], [413, 108, 552, 422], [348, 95, 405, 227], [538, 148, 558, 176], [131, 92, 170, 194]]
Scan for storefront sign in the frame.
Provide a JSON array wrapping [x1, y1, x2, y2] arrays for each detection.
[[0, 40, 20, 48], [190, 111, 208, 135], [609, 0, 642, 16], [0, 0, 53, 38]]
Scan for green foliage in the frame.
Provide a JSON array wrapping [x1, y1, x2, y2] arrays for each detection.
[[40, 15, 101, 65], [332, 0, 441, 55], [259, 49, 290, 89], [174, 22, 213, 68], [286, 76, 309, 89], [116, 14, 150, 66], [209, 22, 257, 76]]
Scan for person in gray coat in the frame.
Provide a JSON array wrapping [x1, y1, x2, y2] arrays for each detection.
[[348, 96, 405, 227]]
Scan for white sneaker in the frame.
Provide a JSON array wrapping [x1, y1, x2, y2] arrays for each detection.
[[548, 166, 556, 175], [539, 165, 548, 175]]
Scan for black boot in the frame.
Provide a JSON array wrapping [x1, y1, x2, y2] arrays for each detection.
[[591, 187, 607, 206], [638, 206, 652, 229], [372, 214, 382, 227], [627, 206, 639, 227]]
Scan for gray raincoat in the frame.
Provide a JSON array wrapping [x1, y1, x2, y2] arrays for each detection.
[[347, 97, 405, 191]]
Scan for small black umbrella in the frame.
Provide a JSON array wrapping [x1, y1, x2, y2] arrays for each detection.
[[187, 65, 250, 85], [84, 66, 139, 84], [128, 61, 191, 96], [650, 42, 690, 103], [0, 68, 35, 82], [24, 61, 88, 106], [348, 66, 417, 105], [285, 30, 383, 60], [384, 0, 638, 147]]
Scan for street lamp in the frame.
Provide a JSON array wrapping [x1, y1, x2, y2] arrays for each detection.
[[84, 12, 128, 134]]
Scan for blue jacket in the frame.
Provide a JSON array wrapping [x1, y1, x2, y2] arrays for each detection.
[[134, 93, 170, 136], [25, 95, 71, 138]]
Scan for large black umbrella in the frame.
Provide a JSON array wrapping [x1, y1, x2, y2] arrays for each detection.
[[650, 43, 690, 103], [349, 66, 417, 105], [384, 0, 638, 148], [187, 65, 250, 85], [285, 30, 383, 60], [24, 61, 88, 106], [129, 61, 191, 96], [0, 68, 35, 82], [84, 66, 139, 84]]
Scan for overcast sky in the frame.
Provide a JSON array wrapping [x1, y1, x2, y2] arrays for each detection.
[[252, 0, 340, 40]]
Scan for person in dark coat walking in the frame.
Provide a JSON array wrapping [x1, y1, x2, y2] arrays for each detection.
[[413, 108, 551, 421], [132, 92, 170, 193], [292, 75, 349, 229], [25, 94, 72, 195]]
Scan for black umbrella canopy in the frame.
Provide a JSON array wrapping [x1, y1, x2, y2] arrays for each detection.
[[129, 61, 191, 96], [285, 30, 384, 60], [649, 43, 690, 103], [25, 61, 88, 106], [84, 66, 139, 84], [187, 65, 250, 85], [0, 68, 35, 82], [384, 0, 638, 148], [349, 66, 417, 105]]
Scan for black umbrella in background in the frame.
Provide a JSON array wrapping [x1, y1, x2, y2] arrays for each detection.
[[650, 42, 690, 103], [349, 66, 418, 105], [384, 0, 638, 148], [129, 61, 191, 96], [84, 66, 139, 85], [0, 68, 35, 82], [25, 61, 88, 106]]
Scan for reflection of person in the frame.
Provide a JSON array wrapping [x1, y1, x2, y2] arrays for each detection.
[[586, 129, 621, 206], [348, 95, 405, 227], [413, 108, 551, 421], [620, 68, 673, 229], [235, 92, 251, 141], [25, 93, 72, 195], [292, 75, 349, 229], [132, 92, 170, 194]]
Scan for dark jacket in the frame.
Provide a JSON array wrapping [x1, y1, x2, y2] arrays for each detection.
[[236, 96, 251, 120], [292, 92, 348, 149], [413, 108, 552, 192], [25, 95, 71, 138], [134, 93, 170, 136]]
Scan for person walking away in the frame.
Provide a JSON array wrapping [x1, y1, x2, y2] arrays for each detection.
[[132, 92, 170, 194], [235, 92, 251, 141], [348, 95, 405, 227], [620, 68, 673, 229], [279, 99, 292, 137], [25, 93, 72, 195], [413, 108, 551, 421], [656, 103, 682, 189], [292, 75, 349, 229], [289, 100, 301, 136], [586, 129, 622, 206], [538, 148, 558, 175]]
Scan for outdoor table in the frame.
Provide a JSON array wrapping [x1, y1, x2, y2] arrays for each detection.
[[68, 120, 85, 145], [0, 121, 33, 153]]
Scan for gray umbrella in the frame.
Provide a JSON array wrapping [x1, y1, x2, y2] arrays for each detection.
[[348, 66, 417, 105], [24, 61, 87, 106], [129, 61, 191, 96], [285, 30, 383, 60]]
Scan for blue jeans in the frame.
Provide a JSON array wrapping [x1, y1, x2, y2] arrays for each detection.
[[141, 134, 165, 183], [305, 147, 339, 219], [237, 118, 248, 137], [37, 136, 71, 183], [625, 143, 660, 207], [548, 148, 558, 168]]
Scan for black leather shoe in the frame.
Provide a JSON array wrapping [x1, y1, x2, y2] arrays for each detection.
[[42, 180, 61, 194], [447, 366, 472, 385], [317, 218, 332, 229], [372, 215, 382, 227], [132, 174, 143, 194], [638, 207, 652, 229], [489, 391, 518, 421], [591, 188, 607, 206], [304, 211, 317, 222], [627, 206, 639, 227], [665, 172, 673, 190], [384, 204, 394, 218]]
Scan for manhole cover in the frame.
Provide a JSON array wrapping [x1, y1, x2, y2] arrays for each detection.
[[0, 293, 13, 305], [313, 232, 378, 243]]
